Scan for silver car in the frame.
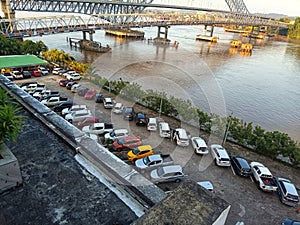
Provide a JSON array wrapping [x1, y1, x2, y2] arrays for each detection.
[[150, 165, 185, 184]]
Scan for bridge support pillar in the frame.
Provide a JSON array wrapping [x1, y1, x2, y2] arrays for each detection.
[[157, 26, 170, 40], [82, 29, 95, 41], [204, 25, 214, 37], [0, 0, 15, 20]]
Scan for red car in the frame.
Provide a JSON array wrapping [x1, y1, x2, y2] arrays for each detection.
[[76, 117, 99, 129], [84, 89, 97, 100], [111, 136, 142, 152], [31, 70, 42, 77], [59, 79, 69, 87]]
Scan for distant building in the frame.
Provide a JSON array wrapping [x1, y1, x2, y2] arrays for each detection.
[[132, 180, 231, 225]]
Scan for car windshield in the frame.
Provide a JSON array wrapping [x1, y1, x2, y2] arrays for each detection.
[[157, 167, 165, 177], [117, 139, 124, 145], [132, 147, 140, 155], [143, 156, 150, 165]]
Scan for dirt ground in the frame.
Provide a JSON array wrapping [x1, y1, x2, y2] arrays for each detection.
[[15, 75, 300, 225]]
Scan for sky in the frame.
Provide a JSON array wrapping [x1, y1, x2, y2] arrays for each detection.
[[1, 0, 299, 18], [153, 0, 300, 17]]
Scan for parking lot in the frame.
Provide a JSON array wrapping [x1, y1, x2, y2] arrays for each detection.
[[14, 75, 300, 225]]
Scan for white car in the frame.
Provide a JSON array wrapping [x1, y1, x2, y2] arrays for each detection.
[[65, 109, 92, 123], [103, 98, 114, 109], [159, 122, 171, 138], [104, 128, 129, 141], [11, 71, 23, 79], [172, 128, 189, 147], [52, 67, 62, 75], [191, 137, 208, 155], [210, 144, 231, 167], [63, 70, 76, 78], [147, 118, 157, 131], [62, 104, 88, 117], [112, 103, 124, 114], [66, 73, 81, 81], [39, 67, 49, 75]]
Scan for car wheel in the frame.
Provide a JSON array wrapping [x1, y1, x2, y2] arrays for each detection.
[[68, 119, 73, 123], [175, 179, 181, 183], [214, 159, 218, 166]]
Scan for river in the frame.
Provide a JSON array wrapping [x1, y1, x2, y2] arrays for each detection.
[[27, 25, 300, 141]]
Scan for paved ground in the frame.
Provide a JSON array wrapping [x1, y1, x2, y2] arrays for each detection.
[[12, 75, 300, 225]]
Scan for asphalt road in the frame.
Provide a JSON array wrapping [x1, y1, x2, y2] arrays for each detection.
[[15, 75, 300, 225]]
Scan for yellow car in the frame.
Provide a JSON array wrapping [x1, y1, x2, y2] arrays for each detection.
[[127, 145, 154, 162]]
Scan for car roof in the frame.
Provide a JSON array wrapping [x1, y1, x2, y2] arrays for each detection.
[[192, 137, 207, 147], [122, 136, 140, 141], [137, 145, 152, 151], [148, 118, 156, 122], [115, 128, 128, 134], [114, 103, 123, 107], [175, 128, 188, 138], [278, 178, 298, 195], [213, 146, 229, 158], [162, 165, 183, 174], [73, 109, 90, 115], [148, 154, 162, 161]]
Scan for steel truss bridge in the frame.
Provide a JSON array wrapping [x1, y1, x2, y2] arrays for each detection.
[[0, 0, 289, 37]]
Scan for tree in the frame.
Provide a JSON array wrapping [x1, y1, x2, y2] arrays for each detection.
[[288, 17, 300, 39], [0, 88, 25, 147]]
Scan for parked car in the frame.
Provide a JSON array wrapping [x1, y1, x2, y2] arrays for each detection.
[[58, 69, 68, 76], [22, 70, 31, 79], [95, 93, 104, 103], [127, 145, 154, 162], [191, 137, 208, 155], [147, 118, 157, 131], [135, 112, 147, 126], [276, 177, 299, 206], [31, 70, 42, 77], [65, 109, 92, 123], [67, 73, 81, 81], [52, 67, 63, 75], [77, 86, 89, 96], [172, 128, 189, 147], [38, 67, 49, 75], [66, 81, 78, 90], [59, 79, 69, 87], [53, 101, 74, 113], [135, 154, 174, 170], [150, 165, 185, 184], [230, 155, 252, 177], [104, 128, 129, 142], [103, 97, 114, 109], [82, 123, 113, 136], [112, 102, 124, 114], [84, 89, 97, 100], [123, 107, 135, 120], [71, 84, 80, 93], [12, 70, 23, 79], [62, 70, 76, 78], [62, 104, 88, 117], [282, 218, 300, 225], [76, 117, 100, 129], [111, 136, 142, 152], [210, 144, 231, 167], [159, 122, 171, 138]]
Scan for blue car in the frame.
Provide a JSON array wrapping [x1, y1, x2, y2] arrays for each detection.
[[282, 218, 300, 225]]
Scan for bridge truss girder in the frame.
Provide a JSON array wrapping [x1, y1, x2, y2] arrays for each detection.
[[10, 0, 154, 23], [225, 0, 249, 14], [0, 12, 289, 36]]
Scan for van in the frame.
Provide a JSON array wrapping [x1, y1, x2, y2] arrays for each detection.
[[147, 118, 157, 131], [173, 128, 189, 147], [159, 122, 170, 138]]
